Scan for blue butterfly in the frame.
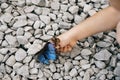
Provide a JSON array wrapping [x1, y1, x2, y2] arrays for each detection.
[[36, 42, 57, 64]]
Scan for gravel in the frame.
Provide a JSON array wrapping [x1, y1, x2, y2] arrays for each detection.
[[0, 0, 119, 80]]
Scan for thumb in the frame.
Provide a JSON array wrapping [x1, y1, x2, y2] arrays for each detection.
[[116, 21, 120, 44]]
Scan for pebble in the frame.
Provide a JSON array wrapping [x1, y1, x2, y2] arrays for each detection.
[[0, 54, 4, 62], [17, 65, 29, 77], [69, 68, 78, 77], [49, 63, 56, 72], [16, 28, 24, 36], [53, 73, 61, 79], [30, 68, 38, 75], [51, 2, 60, 10], [110, 56, 117, 67], [0, 32, 4, 40], [33, 20, 41, 29], [97, 41, 111, 47], [15, 48, 27, 61], [0, 25, 8, 32], [64, 61, 73, 72], [83, 71, 90, 80], [83, 4, 93, 12], [40, 15, 50, 24], [24, 5, 35, 13], [6, 55, 16, 66], [13, 62, 23, 70], [23, 56, 32, 63], [0, 13, 13, 23], [13, 20, 28, 29], [94, 49, 112, 60], [0, 48, 8, 54], [17, 36, 28, 44], [81, 49, 92, 56], [68, 6, 79, 14], [2, 74, 11, 80], [40, 35, 52, 40], [31, 0, 40, 5], [27, 13, 39, 21], [114, 66, 120, 77], [95, 61, 106, 69], [27, 43, 42, 55]]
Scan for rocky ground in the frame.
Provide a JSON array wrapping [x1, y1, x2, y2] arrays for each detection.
[[0, 0, 120, 80]]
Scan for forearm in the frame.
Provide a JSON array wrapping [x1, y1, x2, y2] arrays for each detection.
[[65, 6, 120, 41]]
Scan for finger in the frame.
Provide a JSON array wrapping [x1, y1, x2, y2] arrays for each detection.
[[67, 45, 72, 52], [63, 46, 68, 53], [116, 21, 120, 44]]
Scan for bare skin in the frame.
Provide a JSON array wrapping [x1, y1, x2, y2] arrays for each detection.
[[56, 0, 120, 53]]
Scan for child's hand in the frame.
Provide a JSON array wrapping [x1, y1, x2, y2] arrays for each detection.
[[56, 33, 77, 53]]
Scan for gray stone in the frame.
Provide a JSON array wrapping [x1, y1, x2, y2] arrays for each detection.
[[49, 63, 56, 72], [0, 25, 8, 32], [31, 0, 40, 5], [24, 5, 35, 13], [40, 35, 52, 40], [27, 43, 42, 55], [94, 49, 112, 60], [16, 28, 24, 36], [0, 48, 8, 54], [2, 74, 11, 80], [64, 61, 73, 72], [83, 71, 90, 80], [110, 56, 117, 67], [83, 4, 93, 12], [81, 49, 92, 56], [95, 61, 106, 69], [0, 54, 4, 62], [27, 13, 39, 21], [15, 48, 27, 61], [0, 13, 13, 23], [13, 75, 21, 80], [30, 68, 38, 74], [23, 56, 32, 63], [17, 65, 29, 77], [0, 32, 4, 40], [81, 64, 91, 69], [38, 69, 44, 78], [40, 15, 50, 24], [53, 73, 61, 79], [13, 20, 27, 28], [13, 62, 23, 70], [97, 41, 111, 47], [68, 6, 79, 14], [33, 20, 41, 29], [51, 2, 60, 10], [17, 36, 28, 44], [69, 68, 78, 77], [6, 55, 16, 66], [114, 66, 120, 76]]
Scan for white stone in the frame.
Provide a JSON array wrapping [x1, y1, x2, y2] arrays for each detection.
[[38, 69, 44, 78], [23, 56, 32, 63], [95, 61, 106, 69], [0, 32, 4, 40], [30, 68, 38, 74], [47, 31, 54, 36], [15, 48, 27, 61], [0, 13, 13, 23], [74, 15, 83, 24], [27, 44, 42, 55], [34, 7, 42, 15], [16, 28, 24, 36], [0, 48, 8, 54], [60, 4, 68, 11], [24, 5, 35, 13], [0, 54, 4, 62], [68, 6, 79, 14], [0, 25, 8, 32], [17, 36, 28, 44], [40, 15, 50, 24], [51, 2, 60, 10], [2, 74, 11, 80], [17, 65, 29, 77], [81, 64, 91, 69], [81, 49, 92, 56], [53, 73, 61, 79], [13, 62, 23, 70], [31, 0, 40, 5], [27, 13, 39, 21], [6, 55, 16, 66], [64, 61, 73, 72], [48, 13, 56, 20], [69, 68, 78, 77], [33, 20, 41, 29], [114, 66, 120, 77], [13, 75, 21, 80], [1, 3, 8, 9], [13, 20, 27, 28], [97, 41, 111, 47], [83, 71, 90, 80], [40, 35, 52, 40], [83, 4, 93, 12], [94, 49, 112, 60], [52, 23, 58, 31], [49, 63, 56, 72]]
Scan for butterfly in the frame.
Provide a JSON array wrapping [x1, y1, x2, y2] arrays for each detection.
[[35, 37, 60, 64]]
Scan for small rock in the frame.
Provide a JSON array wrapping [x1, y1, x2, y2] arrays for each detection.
[[114, 66, 120, 76], [24, 5, 35, 13], [49, 63, 56, 72], [13, 75, 21, 80], [110, 56, 117, 67], [0, 54, 4, 62], [40, 35, 52, 40], [13, 20, 27, 29], [83, 4, 93, 12], [40, 15, 50, 24], [60, 4, 68, 11], [30, 68, 38, 74], [17, 65, 29, 77], [83, 71, 90, 80], [51, 2, 60, 10], [31, 0, 40, 5], [1, 13, 13, 23], [17, 36, 28, 44], [38, 69, 44, 78], [94, 49, 112, 60], [81, 49, 92, 56], [23, 56, 32, 63], [0, 32, 4, 40], [95, 61, 106, 69], [27, 43, 42, 55], [68, 6, 79, 14], [64, 61, 73, 72], [33, 20, 41, 29], [16, 28, 24, 36], [6, 55, 16, 66], [97, 41, 111, 47], [27, 13, 39, 21], [2, 74, 11, 80], [15, 48, 27, 61], [69, 68, 78, 77], [81, 64, 91, 69], [0, 25, 8, 32], [53, 73, 61, 79], [13, 62, 23, 70], [0, 48, 8, 54]]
